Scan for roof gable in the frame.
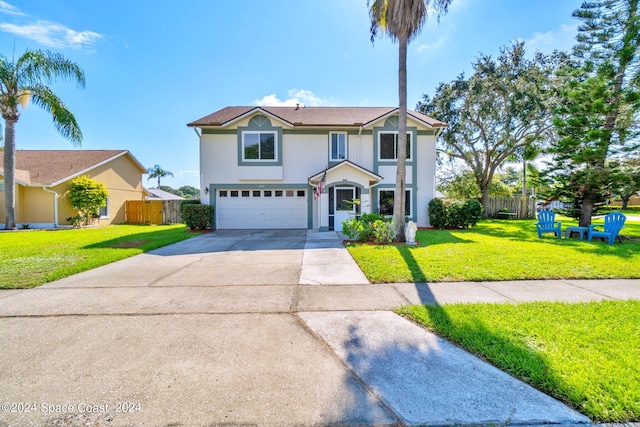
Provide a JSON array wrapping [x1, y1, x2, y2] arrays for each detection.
[[0, 150, 147, 186], [188, 106, 446, 129], [309, 160, 383, 182]]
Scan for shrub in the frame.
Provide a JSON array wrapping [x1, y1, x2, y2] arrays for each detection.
[[342, 218, 367, 241], [181, 204, 213, 230], [342, 215, 397, 243], [180, 199, 201, 207], [360, 212, 385, 224], [428, 198, 447, 229], [463, 199, 483, 226], [429, 198, 483, 229], [371, 219, 396, 244], [67, 176, 108, 226]]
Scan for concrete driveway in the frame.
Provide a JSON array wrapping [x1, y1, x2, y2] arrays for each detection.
[[0, 230, 591, 426]]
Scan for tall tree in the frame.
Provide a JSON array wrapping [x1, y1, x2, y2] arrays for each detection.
[[147, 164, 174, 188], [418, 41, 566, 215], [547, 0, 640, 226], [369, 0, 451, 241], [610, 157, 640, 209], [0, 50, 85, 230]]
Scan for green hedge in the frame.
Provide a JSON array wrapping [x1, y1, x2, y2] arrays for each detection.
[[429, 198, 483, 229], [180, 202, 213, 230]]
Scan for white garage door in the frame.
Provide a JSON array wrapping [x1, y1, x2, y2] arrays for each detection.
[[216, 189, 308, 229]]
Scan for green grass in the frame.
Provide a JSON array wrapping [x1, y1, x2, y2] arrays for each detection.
[[398, 300, 640, 422], [0, 224, 199, 289], [346, 216, 640, 283]]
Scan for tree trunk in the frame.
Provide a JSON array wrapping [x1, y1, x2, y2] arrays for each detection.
[[622, 197, 630, 210], [3, 119, 17, 230], [521, 157, 528, 218], [393, 33, 408, 242], [480, 185, 490, 218], [579, 197, 594, 227]]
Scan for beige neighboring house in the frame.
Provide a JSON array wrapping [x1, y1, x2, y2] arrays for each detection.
[[0, 150, 148, 229]]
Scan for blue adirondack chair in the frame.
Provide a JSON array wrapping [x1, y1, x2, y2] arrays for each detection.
[[535, 210, 561, 238], [588, 212, 626, 245]]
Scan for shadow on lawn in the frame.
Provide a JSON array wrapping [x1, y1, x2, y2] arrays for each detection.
[[400, 302, 582, 419], [414, 229, 474, 246], [393, 244, 584, 419]]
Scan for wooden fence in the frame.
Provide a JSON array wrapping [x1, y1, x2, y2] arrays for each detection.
[[162, 200, 183, 224], [484, 197, 536, 219], [125, 200, 185, 224]]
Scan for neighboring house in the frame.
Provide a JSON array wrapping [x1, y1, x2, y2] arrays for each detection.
[[146, 187, 185, 200], [0, 150, 147, 229], [188, 106, 445, 230], [610, 191, 640, 207]]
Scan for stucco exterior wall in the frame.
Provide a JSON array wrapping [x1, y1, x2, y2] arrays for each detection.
[[74, 154, 145, 225], [199, 113, 439, 228], [416, 134, 437, 226], [19, 187, 56, 224], [0, 153, 145, 228]]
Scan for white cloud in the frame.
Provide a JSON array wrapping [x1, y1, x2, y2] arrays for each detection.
[[0, 20, 103, 49], [254, 89, 326, 107], [417, 36, 445, 53], [0, 1, 24, 16], [524, 24, 578, 54]]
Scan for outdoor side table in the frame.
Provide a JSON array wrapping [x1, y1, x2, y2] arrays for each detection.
[[565, 226, 588, 240]]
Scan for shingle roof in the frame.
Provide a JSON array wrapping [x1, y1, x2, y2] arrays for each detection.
[[187, 106, 446, 128], [146, 187, 185, 200], [0, 150, 146, 186]]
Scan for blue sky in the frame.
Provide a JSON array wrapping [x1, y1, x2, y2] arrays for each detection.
[[1, 0, 580, 189]]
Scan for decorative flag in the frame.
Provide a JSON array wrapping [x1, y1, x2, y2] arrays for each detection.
[[314, 169, 327, 200]]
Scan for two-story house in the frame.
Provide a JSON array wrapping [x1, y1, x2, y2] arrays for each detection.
[[187, 106, 445, 231]]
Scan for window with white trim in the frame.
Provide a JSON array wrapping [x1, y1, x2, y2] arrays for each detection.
[[242, 131, 276, 161], [99, 197, 110, 218], [330, 132, 347, 161], [379, 132, 411, 160], [378, 189, 411, 217]]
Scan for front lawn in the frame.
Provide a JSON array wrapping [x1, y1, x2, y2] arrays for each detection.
[[346, 216, 640, 283], [0, 224, 198, 289], [399, 300, 640, 422]]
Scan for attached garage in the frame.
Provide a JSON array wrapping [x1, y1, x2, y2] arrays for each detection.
[[215, 189, 308, 229]]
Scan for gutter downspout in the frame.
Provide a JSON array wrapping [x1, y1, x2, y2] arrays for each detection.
[[41, 186, 59, 227]]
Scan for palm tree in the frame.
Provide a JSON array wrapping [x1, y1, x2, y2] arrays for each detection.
[[1, 50, 85, 230], [369, 0, 451, 241], [147, 164, 174, 188]]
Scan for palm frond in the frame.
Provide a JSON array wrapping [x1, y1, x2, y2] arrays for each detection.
[[16, 50, 85, 89], [368, 0, 452, 43], [28, 84, 82, 145]]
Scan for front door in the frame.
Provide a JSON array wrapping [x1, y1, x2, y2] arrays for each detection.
[[334, 186, 355, 228]]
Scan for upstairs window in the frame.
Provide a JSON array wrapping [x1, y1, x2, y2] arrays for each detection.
[[243, 131, 276, 161], [330, 132, 347, 161], [379, 132, 411, 160]]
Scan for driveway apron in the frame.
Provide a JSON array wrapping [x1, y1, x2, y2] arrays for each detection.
[[0, 230, 590, 426]]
